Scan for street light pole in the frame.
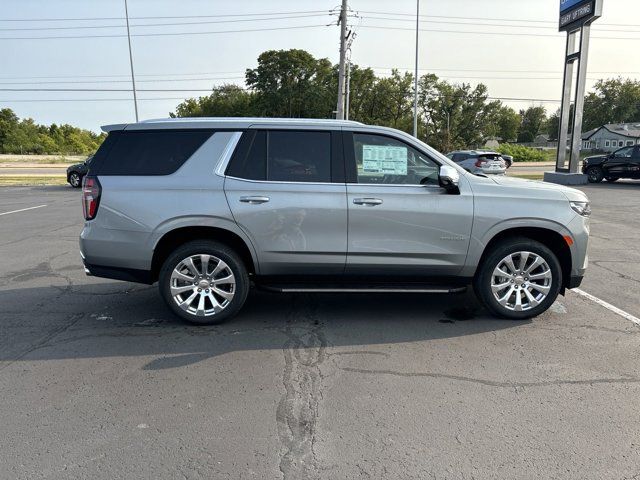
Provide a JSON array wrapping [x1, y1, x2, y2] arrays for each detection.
[[124, 0, 139, 122], [412, 0, 420, 137]]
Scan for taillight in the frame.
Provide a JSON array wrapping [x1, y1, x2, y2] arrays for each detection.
[[475, 160, 487, 167], [82, 176, 101, 220]]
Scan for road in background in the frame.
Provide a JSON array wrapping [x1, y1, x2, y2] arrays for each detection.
[[1, 183, 639, 479]]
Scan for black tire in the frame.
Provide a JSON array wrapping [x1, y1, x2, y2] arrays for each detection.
[[605, 176, 619, 182], [586, 166, 604, 183], [68, 172, 82, 188], [473, 237, 562, 320], [159, 240, 249, 325]]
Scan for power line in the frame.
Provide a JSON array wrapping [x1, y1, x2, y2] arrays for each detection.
[[0, 71, 247, 80], [357, 10, 638, 28], [359, 24, 640, 41], [360, 15, 640, 34], [0, 67, 635, 82], [0, 10, 333, 22], [0, 13, 334, 32], [0, 97, 189, 102], [0, 23, 330, 41], [0, 77, 246, 85]]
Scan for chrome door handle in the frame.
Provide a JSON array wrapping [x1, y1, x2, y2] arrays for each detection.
[[240, 196, 270, 204], [353, 198, 383, 206]]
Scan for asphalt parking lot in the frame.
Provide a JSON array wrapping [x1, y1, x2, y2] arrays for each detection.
[[1, 181, 639, 479]]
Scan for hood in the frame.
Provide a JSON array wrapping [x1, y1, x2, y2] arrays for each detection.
[[66, 162, 85, 171], [489, 175, 588, 202], [583, 154, 607, 162]]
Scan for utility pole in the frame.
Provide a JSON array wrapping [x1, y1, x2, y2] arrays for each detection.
[[124, 0, 139, 122], [413, 0, 420, 137], [336, 0, 348, 120], [345, 57, 351, 120]]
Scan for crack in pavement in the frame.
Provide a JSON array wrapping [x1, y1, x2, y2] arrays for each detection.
[[0, 312, 84, 373], [339, 367, 640, 389], [276, 294, 327, 480]]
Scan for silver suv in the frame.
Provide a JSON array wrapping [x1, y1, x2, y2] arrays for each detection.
[[80, 118, 590, 324]]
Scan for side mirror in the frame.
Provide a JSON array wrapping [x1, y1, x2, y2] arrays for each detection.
[[438, 165, 460, 193]]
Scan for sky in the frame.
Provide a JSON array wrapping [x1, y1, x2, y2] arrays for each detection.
[[1, 0, 638, 132]]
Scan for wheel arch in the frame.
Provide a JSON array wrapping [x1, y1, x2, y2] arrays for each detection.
[[475, 226, 572, 290], [150, 225, 258, 283]]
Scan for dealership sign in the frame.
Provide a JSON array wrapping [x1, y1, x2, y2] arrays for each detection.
[[559, 0, 602, 31]]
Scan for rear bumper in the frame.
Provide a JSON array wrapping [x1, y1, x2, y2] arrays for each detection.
[[83, 260, 153, 285], [567, 275, 584, 289]]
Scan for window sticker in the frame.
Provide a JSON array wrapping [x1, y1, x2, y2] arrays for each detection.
[[362, 145, 408, 175]]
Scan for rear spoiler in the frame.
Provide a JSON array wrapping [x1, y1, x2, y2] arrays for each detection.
[[101, 123, 127, 133]]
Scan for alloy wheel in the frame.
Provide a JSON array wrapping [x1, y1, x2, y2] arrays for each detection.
[[490, 251, 552, 312], [170, 254, 236, 317]]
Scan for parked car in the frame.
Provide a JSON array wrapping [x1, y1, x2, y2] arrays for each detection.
[[80, 118, 590, 325], [66, 155, 93, 188], [446, 150, 507, 175], [501, 154, 514, 168], [582, 145, 640, 183]]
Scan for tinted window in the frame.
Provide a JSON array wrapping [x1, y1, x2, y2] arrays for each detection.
[[613, 146, 634, 158], [227, 130, 331, 183], [352, 133, 439, 185], [227, 131, 267, 181], [99, 130, 213, 176], [268, 131, 331, 182]]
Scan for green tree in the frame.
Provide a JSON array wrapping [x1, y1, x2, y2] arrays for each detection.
[[170, 84, 256, 118], [418, 75, 499, 152], [583, 78, 640, 130], [518, 106, 547, 143], [245, 49, 335, 118]]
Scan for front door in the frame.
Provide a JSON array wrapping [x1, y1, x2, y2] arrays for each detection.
[[344, 131, 473, 278], [224, 129, 347, 276], [605, 146, 635, 178]]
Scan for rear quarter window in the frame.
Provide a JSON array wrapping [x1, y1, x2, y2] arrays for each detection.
[[97, 129, 213, 176]]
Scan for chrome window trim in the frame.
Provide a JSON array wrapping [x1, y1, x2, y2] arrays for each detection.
[[214, 131, 243, 177], [224, 175, 341, 186], [224, 175, 442, 190]]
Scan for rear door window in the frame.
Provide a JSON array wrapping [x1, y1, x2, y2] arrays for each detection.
[[98, 130, 213, 176], [227, 130, 332, 183]]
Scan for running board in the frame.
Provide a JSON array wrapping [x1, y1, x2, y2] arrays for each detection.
[[259, 284, 467, 294]]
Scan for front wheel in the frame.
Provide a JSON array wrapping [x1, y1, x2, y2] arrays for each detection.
[[474, 238, 562, 320], [69, 172, 81, 188], [159, 240, 249, 325], [586, 166, 604, 183]]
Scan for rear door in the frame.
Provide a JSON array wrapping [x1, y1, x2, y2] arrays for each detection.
[[224, 128, 347, 276], [344, 130, 473, 277]]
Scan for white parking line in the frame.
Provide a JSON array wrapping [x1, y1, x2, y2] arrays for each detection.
[[572, 288, 640, 326], [0, 204, 47, 217]]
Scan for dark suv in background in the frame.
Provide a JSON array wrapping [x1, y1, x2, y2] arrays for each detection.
[[582, 145, 640, 183], [66, 155, 93, 188]]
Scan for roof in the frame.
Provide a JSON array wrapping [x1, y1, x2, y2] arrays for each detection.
[[582, 123, 640, 140], [102, 117, 364, 132]]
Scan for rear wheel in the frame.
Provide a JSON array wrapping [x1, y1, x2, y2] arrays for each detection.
[[586, 166, 604, 183], [474, 238, 562, 320], [159, 240, 249, 325]]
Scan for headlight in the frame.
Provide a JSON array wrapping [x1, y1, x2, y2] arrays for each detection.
[[570, 201, 591, 217]]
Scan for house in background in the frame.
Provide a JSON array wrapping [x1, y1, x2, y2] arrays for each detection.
[[582, 123, 640, 152]]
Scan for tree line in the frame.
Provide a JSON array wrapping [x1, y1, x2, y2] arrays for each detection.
[[0, 108, 106, 155], [173, 49, 640, 153], [1, 49, 638, 156]]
